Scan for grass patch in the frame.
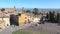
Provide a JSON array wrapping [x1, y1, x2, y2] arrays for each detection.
[[12, 29, 48, 34], [12, 30, 31, 34]]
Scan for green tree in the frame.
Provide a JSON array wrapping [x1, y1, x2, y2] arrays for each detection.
[[48, 11, 55, 22], [52, 11, 55, 22], [49, 11, 52, 21], [56, 13, 60, 23], [46, 13, 49, 19], [26, 10, 31, 13], [32, 8, 39, 15], [56, 13, 60, 25]]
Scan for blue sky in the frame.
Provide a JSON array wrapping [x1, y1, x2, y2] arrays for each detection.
[[0, 0, 60, 8]]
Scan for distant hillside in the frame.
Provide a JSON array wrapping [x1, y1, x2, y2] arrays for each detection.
[[16, 8, 60, 12]]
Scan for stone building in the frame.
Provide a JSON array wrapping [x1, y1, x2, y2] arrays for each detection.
[[0, 6, 17, 14], [0, 12, 10, 31]]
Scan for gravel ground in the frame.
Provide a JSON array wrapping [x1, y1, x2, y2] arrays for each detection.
[[0, 24, 32, 34], [0, 23, 60, 34], [23, 23, 60, 34]]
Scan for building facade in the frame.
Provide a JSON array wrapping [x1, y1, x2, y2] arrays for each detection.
[[0, 12, 10, 31]]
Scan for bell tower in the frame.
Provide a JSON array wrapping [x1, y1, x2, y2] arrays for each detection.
[[14, 5, 16, 11]]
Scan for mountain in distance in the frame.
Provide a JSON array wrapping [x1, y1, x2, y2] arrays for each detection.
[[16, 8, 60, 12]]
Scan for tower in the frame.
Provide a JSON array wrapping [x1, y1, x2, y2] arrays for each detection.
[[22, 7, 25, 13], [14, 5, 16, 11]]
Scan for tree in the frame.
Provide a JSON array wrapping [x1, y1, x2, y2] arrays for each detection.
[[32, 8, 39, 15], [1, 8, 5, 12], [49, 11, 52, 21], [26, 10, 31, 13], [46, 11, 60, 23], [46, 13, 49, 19], [56, 13, 60, 25], [48, 11, 55, 22], [52, 11, 55, 22], [56, 13, 60, 23]]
